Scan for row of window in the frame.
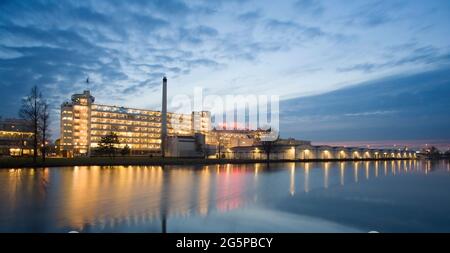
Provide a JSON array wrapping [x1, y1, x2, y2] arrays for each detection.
[[91, 136, 161, 144], [91, 111, 161, 121], [90, 142, 161, 149], [92, 105, 161, 116]]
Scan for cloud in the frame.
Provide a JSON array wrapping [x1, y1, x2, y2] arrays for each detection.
[[0, 0, 227, 111], [0, 0, 449, 140], [187, 58, 222, 68], [338, 46, 450, 73], [343, 110, 398, 117], [281, 68, 450, 141], [263, 18, 351, 47], [343, 0, 406, 27], [215, 38, 284, 62], [122, 76, 162, 95], [294, 0, 325, 16], [238, 10, 262, 22], [175, 25, 219, 45], [265, 19, 325, 39], [146, 0, 191, 15]]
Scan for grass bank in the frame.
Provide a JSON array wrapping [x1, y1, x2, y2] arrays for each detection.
[[0, 156, 416, 169]]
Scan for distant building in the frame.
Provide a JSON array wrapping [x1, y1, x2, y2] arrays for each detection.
[[226, 139, 417, 160], [60, 90, 211, 157], [205, 129, 271, 158], [0, 118, 34, 157]]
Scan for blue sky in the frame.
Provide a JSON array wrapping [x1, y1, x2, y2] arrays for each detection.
[[1, 0, 449, 143], [281, 68, 450, 144]]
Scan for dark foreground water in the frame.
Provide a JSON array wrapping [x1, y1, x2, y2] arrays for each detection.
[[1, 160, 450, 233]]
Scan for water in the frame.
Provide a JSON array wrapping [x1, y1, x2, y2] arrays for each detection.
[[1, 160, 450, 233]]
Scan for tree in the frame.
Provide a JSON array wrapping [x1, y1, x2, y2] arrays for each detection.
[[261, 140, 274, 161], [19, 86, 43, 163], [260, 133, 279, 162], [422, 146, 441, 159], [121, 144, 131, 156], [215, 132, 225, 159], [39, 100, 50, 162], [444, 149, 450, 159], [98, 132, 120, 157]]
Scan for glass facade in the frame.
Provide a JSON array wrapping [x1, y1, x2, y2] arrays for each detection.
[[60, 91, 211, 156]]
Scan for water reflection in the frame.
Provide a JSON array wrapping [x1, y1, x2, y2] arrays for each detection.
[[289, 164, 295, 196], [0, 160, 449, 232]]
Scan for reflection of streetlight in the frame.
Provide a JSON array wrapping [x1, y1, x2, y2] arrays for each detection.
[[290, 164, 295, 196], [304, 164, 310, 193], [354, 162, 359, 183], [324, 163, 329, 188]]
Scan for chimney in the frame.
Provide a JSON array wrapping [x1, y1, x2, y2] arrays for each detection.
[[161, 76, 167, 157]]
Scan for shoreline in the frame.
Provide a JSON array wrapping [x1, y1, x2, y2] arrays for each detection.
[[0, 157, 420, 169]]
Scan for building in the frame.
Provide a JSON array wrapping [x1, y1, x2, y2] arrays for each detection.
[[204, 128, 269, 158], [167, 133, 206, 158], [0, 118, 34, 157], [60, 90, 211, 157], [226, 138, 417, 160], [59, 78, 417, 160]]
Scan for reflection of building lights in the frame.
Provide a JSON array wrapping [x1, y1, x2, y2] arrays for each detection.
[[290, 164, 295, 196], [304, 165, 310, 193], [365, 162, 370, 179], [375, 161, 379, 177]]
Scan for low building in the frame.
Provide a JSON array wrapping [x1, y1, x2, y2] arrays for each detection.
[[0, 118, 34, 157], [225, 138, 417, 160], [166, 133, 206, 158]]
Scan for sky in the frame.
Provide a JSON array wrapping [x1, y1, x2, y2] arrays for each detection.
[[0, 0, 450, 145]]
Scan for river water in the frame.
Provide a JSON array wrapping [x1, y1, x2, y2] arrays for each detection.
[[1, 160, 449, 232]]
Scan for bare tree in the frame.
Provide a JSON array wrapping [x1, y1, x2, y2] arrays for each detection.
[[259, 130, 279, 162], [261, 140, 274, 161], [215, 131, 225, 159], [19, 86, 43, 163], [39, 100, 50, 162]]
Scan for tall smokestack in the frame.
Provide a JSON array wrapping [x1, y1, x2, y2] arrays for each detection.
[[161, 76, 168, 157]]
